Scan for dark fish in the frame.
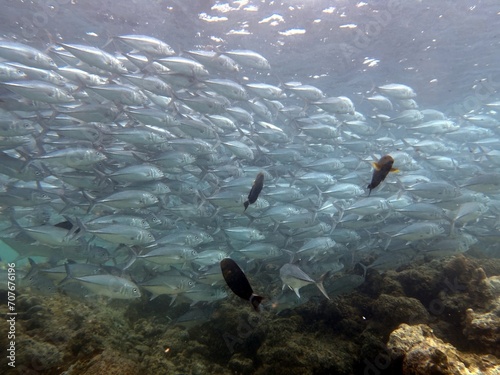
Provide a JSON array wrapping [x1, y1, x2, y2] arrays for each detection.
[[55, 220, 81, 235], [244, 172, 264, 211], [54, 220, 73, 230], [367, 155, 399, 195], [220, 258, 263, 311]]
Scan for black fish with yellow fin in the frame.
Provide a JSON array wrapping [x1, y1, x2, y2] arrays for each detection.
[[243, 171, 264, 211], [368, 155, 399, 195], [220, 258, 263, 311]]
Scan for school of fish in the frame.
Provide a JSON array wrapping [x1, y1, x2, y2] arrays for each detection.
[[0, 34, 499, 321]]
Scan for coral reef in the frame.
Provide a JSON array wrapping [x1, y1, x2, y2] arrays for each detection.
[[2, 255, 500, 374], [387, 323, 500, 375], [463, 275, 500, 357]]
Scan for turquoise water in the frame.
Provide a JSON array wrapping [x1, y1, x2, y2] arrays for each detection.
[[0, 1, 500, 374]]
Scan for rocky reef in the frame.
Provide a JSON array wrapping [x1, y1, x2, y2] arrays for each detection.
[[2, 254, 500, 374], [387, 323, 500, 375]]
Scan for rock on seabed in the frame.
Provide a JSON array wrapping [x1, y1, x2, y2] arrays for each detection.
[[387, 323, 500, 375]]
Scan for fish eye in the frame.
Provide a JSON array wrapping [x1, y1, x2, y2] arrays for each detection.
[[189, 281, 194, 286], [133, 288, 138, 293]]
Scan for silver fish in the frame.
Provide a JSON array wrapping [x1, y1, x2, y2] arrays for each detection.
[[279, 263, 330, 299]]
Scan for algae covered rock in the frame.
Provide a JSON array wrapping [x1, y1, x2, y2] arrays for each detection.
[[256, 334, 356, 375], [387, 323, 500, 375], [442, 257, 493, 309], [65, 349, 141, 375], [371, 294, 429, 333], [228, 353, 255, 375], [463, 275, 500, 357], [16, 337, 63, 372]]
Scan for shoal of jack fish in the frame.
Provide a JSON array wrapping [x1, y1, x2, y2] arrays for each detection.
[[0, 35, 500, 323]]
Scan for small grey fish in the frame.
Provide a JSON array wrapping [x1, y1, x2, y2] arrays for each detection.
[[60, 263, 141, 299], [280, 263, 330, 300]]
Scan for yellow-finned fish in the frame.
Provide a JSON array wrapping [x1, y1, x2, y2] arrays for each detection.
[[368, 155, 399, 195]]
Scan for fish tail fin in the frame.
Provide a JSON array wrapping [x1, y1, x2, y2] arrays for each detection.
[[81, 190, 96, 213], [283, 249, 295, 263], [93, 168, 111, 188], [449, 220, 456, 237], [23, 258, 40, 282], [196, 189, 208, 210], [123, 246, 138, 270], [332, 202, 344, 222], [73, 217, 88, 239], [272, 219, 280, 233], [443, 210, 455, 237], [358, 262, 369, 279], [314, 185, 324, 207], [316, 271, 331, 300], [59, 262, 74, 286], [62, 215, 80, 239], [59, 194, 79, 214], [0, 221, 22, 239], [311, 211, 318, 224], [250, 294, 264, 312], [100, 32, 115, 51], [288, 170, 296, 187], [243, 200, 249, 211], [383, 238, 392, 251], [282, 234, 293, 248], [132, 152, 148, 163]]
